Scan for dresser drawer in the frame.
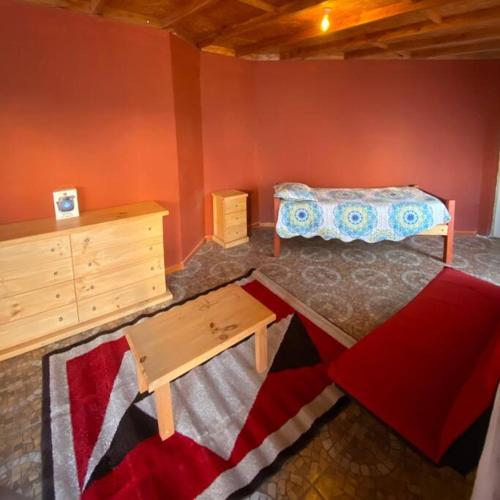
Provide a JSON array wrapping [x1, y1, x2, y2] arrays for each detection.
[[71, 216, 163, 256], [0, 282, 76, 325], [225, 210, 247, 228], [0, 236, 71, 270], [78, 275, 166, 323], [75, 257, 165, 300], [0, 258, 74, 299], [0, 304, 78, 349], [73, 237, 164, 277], [224, 197, 247, 214], [225, 224, 247, 242]]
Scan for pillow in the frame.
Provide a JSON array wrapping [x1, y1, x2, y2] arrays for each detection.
[[274, 183, 317, 201]]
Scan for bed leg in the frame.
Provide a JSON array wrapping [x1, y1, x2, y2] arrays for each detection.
[[274, 197, 281, 257], [443, 200, 455, 265]]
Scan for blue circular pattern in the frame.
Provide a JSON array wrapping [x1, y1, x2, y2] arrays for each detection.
[[371, 189, 415, 201], [389, 202, 432, 237], [334, 202, 377, 239], [281, 201, 323, 235]]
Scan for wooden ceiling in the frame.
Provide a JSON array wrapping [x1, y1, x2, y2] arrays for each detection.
[[21, 0, 500, 59]]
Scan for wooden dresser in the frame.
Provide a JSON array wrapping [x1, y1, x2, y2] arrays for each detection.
[[0, 201, 172, 360], [212, 190, 249, 248]]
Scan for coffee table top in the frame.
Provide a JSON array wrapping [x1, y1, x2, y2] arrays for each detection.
[[126, 284, 276, 391]]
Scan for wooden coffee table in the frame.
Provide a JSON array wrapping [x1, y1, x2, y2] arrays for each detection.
[[125, 283, 276, 440]]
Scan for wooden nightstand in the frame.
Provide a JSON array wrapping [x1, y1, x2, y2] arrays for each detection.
[[212, 190, 249, 248]]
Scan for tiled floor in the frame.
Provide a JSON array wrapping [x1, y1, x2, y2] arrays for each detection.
[[1, 229, 499, 499]]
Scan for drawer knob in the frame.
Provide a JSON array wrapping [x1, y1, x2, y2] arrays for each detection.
[[58, 316, 63, 322], [84, 238, 90, 243], [53, 271, 58, 276], [150, 266, 154, 271], [148, 227, 152, 231], [149, 247, 153, 251], [152, 286, 156, 291], [88, 262, 92, 267], [51, 248, 55, 252], [92, 306, 97, 311], [90, 285, 95, 290], [56, 294, 60, 299]]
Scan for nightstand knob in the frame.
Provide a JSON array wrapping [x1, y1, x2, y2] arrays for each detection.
[[58, 316, 63, 322], [92, 306, 97, 311], [56, 294, 60, 299]]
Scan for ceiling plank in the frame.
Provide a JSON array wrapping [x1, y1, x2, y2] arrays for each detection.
[[100, 7, 161, 27], [89, 0, 105, 15], [236, 0, 461, 57], [425, 9, 442, 24], [284, 5, 500, 60], [345, 27, 500, 59], [160, 0, 219, 29], [237, 0, 276, 13], [197, 0, 330, 48], [411, 38, 500, 57]]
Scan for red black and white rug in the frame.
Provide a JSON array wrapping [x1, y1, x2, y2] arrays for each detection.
[[42, 270, 354, 499]]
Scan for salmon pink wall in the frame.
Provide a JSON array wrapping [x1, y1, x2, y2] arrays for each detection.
[[0, 0, 183, 265], [254, 60, 500, 232], [2, 0, 499, 264], [200, 54, 259, 234]]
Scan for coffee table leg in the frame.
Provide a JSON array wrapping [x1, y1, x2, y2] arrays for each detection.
[[154, 383, 175, 441], [255, 326, 268, 373], [135, 364, 148, 394]]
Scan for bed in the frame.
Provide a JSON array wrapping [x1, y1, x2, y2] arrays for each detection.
[[273, 184, 455, 264]]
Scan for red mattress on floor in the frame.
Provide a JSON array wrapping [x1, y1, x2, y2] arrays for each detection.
[[328, 267, 500, 463]]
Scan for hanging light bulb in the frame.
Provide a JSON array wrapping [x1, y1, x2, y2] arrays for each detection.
[[320, 7, 332, 32]]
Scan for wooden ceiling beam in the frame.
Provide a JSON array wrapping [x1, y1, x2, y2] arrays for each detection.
[[160, 0, 219, 29], [237, 0, 277, 13], [284, 5, 500, 60], [345, 27, 500, 59], [236, 0, 460, 57], [197, 0, 330, 48], [89, 0, 105, 15], [411, 39, 500, 58]]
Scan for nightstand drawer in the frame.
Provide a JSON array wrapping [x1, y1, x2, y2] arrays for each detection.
[[224, 197, 247, 214], [225, 224, 247, 242], [225, 211, 247, 228]]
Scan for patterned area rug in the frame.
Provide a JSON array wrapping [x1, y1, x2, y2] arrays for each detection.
[[42, 270, 350, 499]]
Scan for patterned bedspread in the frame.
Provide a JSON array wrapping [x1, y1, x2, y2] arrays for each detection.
[[275, 186, 450, 243]]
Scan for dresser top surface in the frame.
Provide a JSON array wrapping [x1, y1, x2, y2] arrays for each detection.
[[0, 201, 168, 245]]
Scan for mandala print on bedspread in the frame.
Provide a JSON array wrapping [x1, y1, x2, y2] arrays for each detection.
[[389, 202, 433, 238], [334, 202, 377, 239], [280, 201, 324, 236]]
